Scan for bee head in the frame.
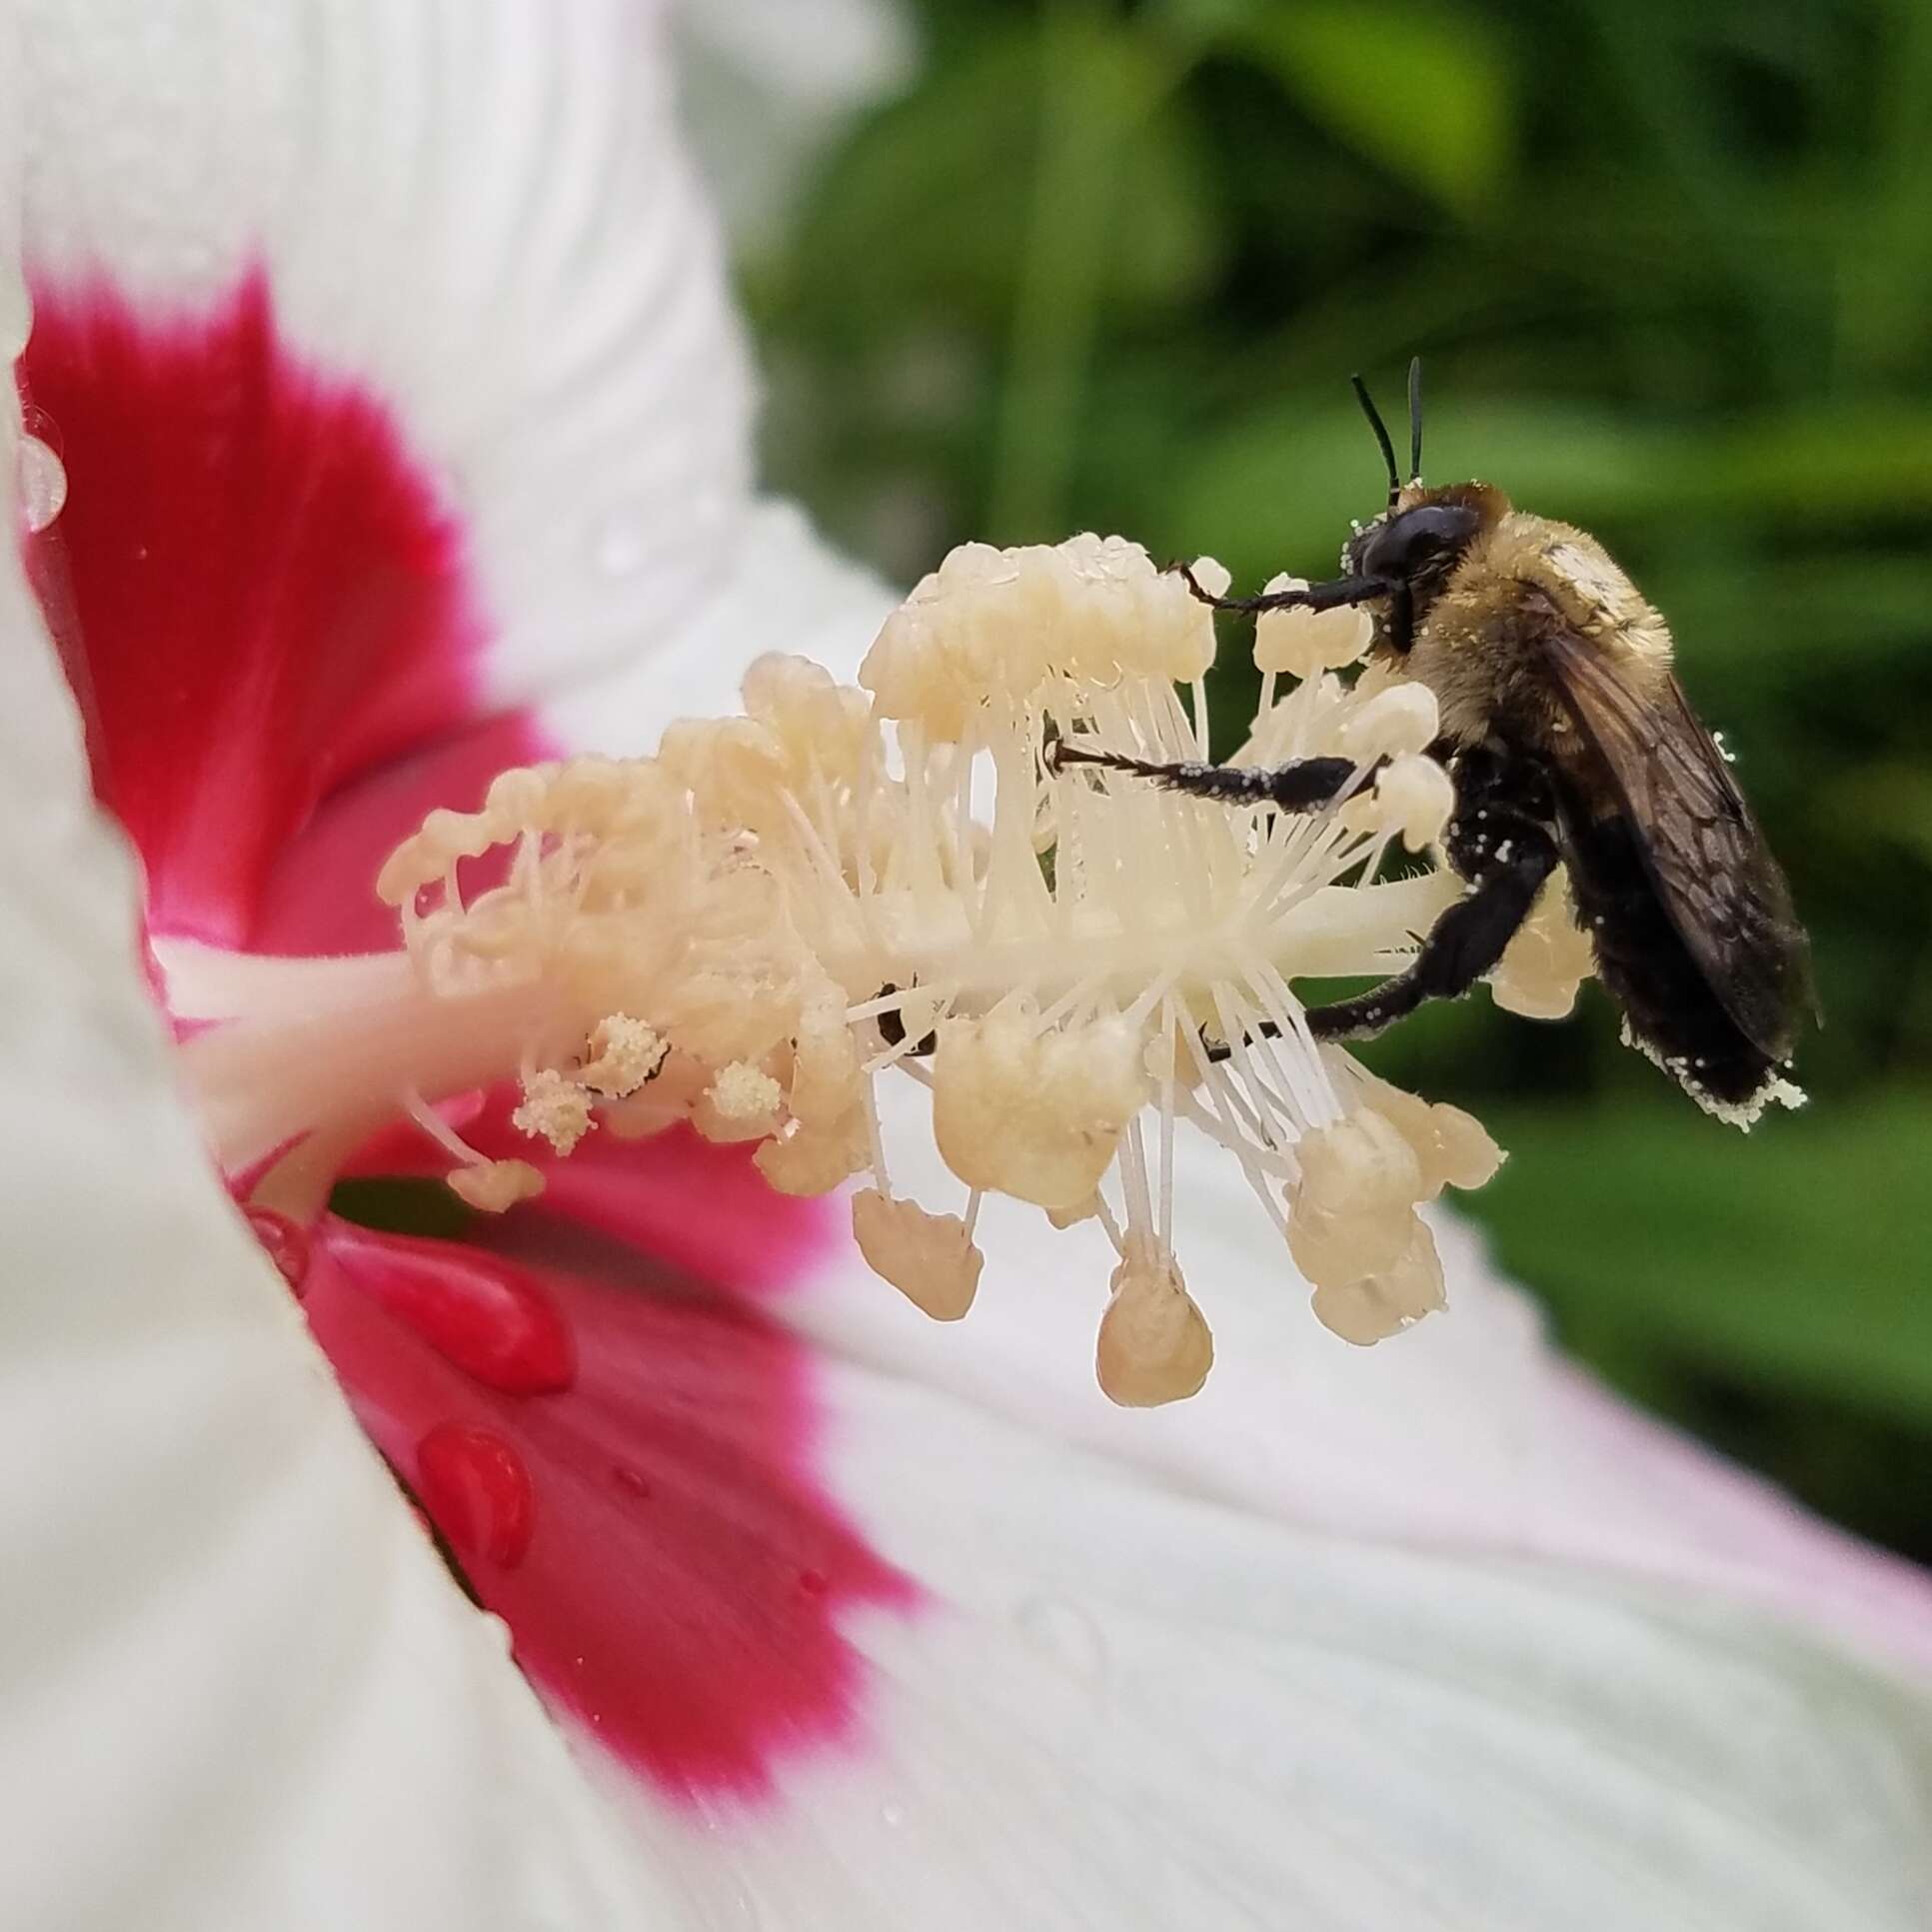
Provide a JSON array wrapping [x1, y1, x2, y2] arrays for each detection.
[[1345, 488, 1497, 647], [1343, 365, 1506, 651]]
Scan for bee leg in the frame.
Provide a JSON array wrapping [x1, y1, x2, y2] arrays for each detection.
[[874, 981, 936, 1057], [1167, 561, 1388, 617], [1305, 810, 1558, 1040], [1049, 742, 1376, 812]]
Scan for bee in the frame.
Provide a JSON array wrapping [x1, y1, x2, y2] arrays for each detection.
[[1056, 362, 1814, 1124]]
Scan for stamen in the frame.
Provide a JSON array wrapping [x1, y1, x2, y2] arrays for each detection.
[[174, 534, 1543, 1408]]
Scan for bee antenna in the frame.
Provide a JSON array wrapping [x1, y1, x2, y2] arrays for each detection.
[[1350, 373, 1400, 507], [1406, 356, 1423, 482]]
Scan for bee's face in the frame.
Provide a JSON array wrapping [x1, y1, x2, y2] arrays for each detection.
[[1345, 498, 1485, 626], [1344, 487, 1491, 653]]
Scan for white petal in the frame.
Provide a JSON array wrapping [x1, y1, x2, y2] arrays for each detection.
[[542, 496, 898, 751], [709, 1363, 1932, 1930], [23, 0, 753, 705], [0, 333, 668, 1932]]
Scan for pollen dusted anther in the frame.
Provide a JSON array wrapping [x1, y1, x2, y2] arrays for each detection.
[[513, 1068, 596, 1156]]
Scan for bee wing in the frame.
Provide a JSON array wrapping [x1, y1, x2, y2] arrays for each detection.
[[1540, 628, 1813, 1059]]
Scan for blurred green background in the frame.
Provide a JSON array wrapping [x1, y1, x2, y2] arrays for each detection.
[[735, 0, 1932, 1557]]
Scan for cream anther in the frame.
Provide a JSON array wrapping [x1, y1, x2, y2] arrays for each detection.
[[448, 1159, 547, 1213], [1252, 574, 1372, 677], [578, 1014, 668, 1095], [1095, 1248, 1214, 1406], [851, 1188, 983, 1321], [1488, 871, 1597, 1019]]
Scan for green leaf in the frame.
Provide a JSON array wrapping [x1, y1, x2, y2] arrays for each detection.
[[1462, 1095, 1932, 1429], [776, 22, 1222, 339], [1234, 2, 1513, 212]]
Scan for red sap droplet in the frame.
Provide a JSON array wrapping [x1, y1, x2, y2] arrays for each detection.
[[244, 1206, 312, 1296], [331, 1226, 575, 1394], [416, 1422, 535, 1569]]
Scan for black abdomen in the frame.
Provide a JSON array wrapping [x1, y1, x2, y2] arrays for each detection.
[[1560, 809, 1780, 1109]]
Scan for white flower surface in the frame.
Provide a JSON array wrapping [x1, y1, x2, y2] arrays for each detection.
[[3, 4, 1931, 1931]]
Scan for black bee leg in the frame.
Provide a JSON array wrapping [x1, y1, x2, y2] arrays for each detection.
[[1049, 743, 1378, 812], [1168, 561, 1388, 618], [875, 981, 937, 1057], [1305, 810, 1558, 1040]]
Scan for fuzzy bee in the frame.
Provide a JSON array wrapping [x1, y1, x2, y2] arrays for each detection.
[[1057, 363, 1814, 1124]]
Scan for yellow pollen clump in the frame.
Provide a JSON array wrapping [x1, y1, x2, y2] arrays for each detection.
[[578, 1013, 668, 1095], [692, 1058, 785, 1142], [345, 531, 1541, 1404], [512, 1069, 596, 1156]]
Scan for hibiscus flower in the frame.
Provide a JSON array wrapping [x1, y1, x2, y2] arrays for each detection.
[[4, 4, 1930, 1928]]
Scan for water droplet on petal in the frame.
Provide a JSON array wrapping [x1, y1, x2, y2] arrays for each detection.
[[18, 433, 67, 533], [880, 1802, 906, 1830], [798, 1567, 829, 1597], [1014, 1594, 1109, 1683], [243, 1205, 311, 1295], [341, 1236, 575, 1394], [415, 1422, 535, 1568]]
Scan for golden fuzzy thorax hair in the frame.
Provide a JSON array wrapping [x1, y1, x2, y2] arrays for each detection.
[[1399, 490, 1674, 769]]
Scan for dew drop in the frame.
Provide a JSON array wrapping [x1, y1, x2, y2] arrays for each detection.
[[880, 1802, 906, 1830], [351, 1244, 575, 1394], [1013, 1594, 1109, 1684], [798, 1567, 829, 1597], [415, 1421, 536, 1568], [243, 1205, 312, 1296], [18, 433, 67, 533], [611, 1461, 655, 1500]]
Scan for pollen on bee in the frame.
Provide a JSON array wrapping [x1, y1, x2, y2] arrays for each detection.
[[366, 533, 1518, 1404]]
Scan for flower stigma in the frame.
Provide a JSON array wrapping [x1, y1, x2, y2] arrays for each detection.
[[166, 536, 1586, 1403]]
